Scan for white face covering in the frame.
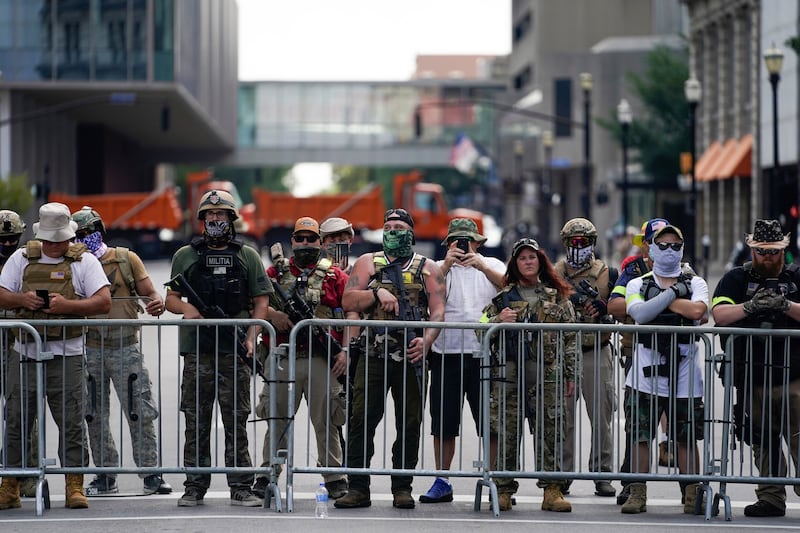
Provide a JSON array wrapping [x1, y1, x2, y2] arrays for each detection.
[[566, 245, 594, 268], [649, 243, 683, 277]]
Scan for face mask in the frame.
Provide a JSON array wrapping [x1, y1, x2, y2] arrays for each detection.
[[203, 219, 232, 246], [294, 246, 321, 268], [0, 238, 20, 260], [383, 229, 414, 258], [324, 242, 350, 269], [649, 243, 683, 277], [566, 245, 594, 268], [75, 231, 105, 255]]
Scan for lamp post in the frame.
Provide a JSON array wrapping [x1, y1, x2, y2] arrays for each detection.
[[617, 98, 632, 228], [542, 130, 553, 254], [684, 77, 702, 268], [580, 72, 592, 219], [764, 44, 784, 217]]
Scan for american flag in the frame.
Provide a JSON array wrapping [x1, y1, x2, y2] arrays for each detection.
[[448, 132, 480, 174]]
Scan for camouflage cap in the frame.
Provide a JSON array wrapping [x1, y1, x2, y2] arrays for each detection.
[[441, 218, 487, 245]]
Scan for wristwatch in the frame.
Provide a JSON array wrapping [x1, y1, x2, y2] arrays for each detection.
[[372, 287, 381, 304]]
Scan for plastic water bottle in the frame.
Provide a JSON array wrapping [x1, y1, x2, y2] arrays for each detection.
[[314, 483, 329, 518]]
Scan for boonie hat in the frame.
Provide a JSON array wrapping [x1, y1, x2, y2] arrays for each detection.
[[745, 219, 790, 249], [441, 218, 487, 245], [32, 202, 77, 242], [320, 217, 354, 239], [632, 218, 669, 247], [293, 216, 320, 236]]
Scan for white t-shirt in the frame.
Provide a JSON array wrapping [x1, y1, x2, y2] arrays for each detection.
[[0, 247, 110, 357], [432, 254, 505, 355], [624, 274, 708, 397]]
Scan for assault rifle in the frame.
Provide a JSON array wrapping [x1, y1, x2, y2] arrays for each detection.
[[491, 289, 533, 362], [382, 261, 425, 395], [165, 273, 267, 382], [569, 279, 613, 324]]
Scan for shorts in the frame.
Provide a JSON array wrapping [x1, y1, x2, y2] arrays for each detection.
[[625, 390, 704, 443], [428, 352, 483, 438]]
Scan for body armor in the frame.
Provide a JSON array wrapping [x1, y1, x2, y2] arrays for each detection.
[[555, 258, 610, 347], [86, 247, 140, 347], [638, 272, 694, 352], [187, 239, 251, 316], [368, 252, 428, 322]]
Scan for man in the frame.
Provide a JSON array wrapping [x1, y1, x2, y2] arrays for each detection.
[[712, 219, 800, 518], [0, 202, 111, 510], [70, 207, 172, 496], [420, 218, 504, 504], [252, 216, 353, 500], [320, 217, 355, 274], [554, 218, 616, 498], [621, 224, 707, 515], [335, 208, 445, 510], [165, 190, 270, 507]]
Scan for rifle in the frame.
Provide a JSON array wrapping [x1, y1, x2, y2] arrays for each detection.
[[491, 289, 532, 362], [382, 261, 425, 395], [569, 279, 614, 324], [165, 273, 267, 382]]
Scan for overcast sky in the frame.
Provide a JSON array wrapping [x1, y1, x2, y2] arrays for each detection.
[[237, 0, 512, 81]]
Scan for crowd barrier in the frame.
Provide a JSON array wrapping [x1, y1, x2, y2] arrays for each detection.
[[2, 317, 800, 521]]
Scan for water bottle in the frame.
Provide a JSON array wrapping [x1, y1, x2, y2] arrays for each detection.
[[314, 482, 329, 518]]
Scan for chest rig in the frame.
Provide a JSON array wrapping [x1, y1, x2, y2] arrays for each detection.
[[17, 240, 86, 340], [187, 239, 250, 317], [368, 252, 429, 321], [87, 247, 141, 346], [275, 257, 336, 319], [556, 259, 609, 347]]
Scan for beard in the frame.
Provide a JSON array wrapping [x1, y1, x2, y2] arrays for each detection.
[[752, 257, 783, 278]]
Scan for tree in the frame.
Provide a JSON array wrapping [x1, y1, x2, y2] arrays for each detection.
[[597, 44, 690, 188], [0, 174, 35, 215]]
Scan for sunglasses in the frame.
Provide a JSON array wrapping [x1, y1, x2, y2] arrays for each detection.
[[754, 247, 781, 256], [654, 242, 683, 251], [568, 236, 593, 248], [293, 234, 319, 243], [0, 237, 19, 245]]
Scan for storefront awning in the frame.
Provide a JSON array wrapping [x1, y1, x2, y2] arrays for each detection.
[[695, 141, 722, 181], [696, 135, 752, 182], [715, 134, 752, 180]]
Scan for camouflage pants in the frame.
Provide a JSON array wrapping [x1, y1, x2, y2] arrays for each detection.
[[490, 356, 568, 494], [180, 352, 253, 490], [84, 344, 160, 476]]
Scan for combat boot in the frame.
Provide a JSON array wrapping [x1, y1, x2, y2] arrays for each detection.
[[0, 478, 21, 510], [65, 474, 89, 509], [683, 483, 706, 515], [621, 482, 646, 514], [541, 484, 572, 512]]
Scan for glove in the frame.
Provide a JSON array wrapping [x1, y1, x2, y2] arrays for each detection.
[[743, 288, 778, 315], [762, 291, 791, 312], [587, 298, 608, 317], [670, 279, 692, 298]]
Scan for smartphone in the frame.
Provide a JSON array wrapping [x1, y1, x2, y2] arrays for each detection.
[[36, 289, 49, 309], [456, 238, 470, 253]]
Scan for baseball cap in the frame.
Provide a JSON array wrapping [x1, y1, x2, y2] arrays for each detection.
[[384, 208, 414, 228], [293, 216, 320, 236], [652, 224, 684, 241], [632, 218, 669, 247]]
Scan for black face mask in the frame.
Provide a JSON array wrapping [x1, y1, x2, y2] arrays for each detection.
[[294, 246, 321, 268], [0, 239, 20, 260]]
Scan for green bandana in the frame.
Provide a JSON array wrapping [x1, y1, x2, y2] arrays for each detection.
[[383, 229, 414, 258]]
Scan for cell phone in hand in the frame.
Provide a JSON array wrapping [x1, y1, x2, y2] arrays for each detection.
[[36, 289, 49, 309], [456, 238, 470, 253]]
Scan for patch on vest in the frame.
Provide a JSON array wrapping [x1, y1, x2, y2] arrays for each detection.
[[50, 271, 66, 280], [205, 254, 233, 270]]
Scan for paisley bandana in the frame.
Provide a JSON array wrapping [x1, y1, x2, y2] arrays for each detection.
[[75, 231, 105, 256]]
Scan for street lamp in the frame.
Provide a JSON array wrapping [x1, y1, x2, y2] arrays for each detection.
[[542, 130, 554, 253], [684, 77, 702, 268], [764, 44, 783, 217], [617, 98, 632, 228], [580, 72, 593, 219]]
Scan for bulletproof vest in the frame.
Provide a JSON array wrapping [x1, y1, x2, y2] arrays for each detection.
[[638, 271, 694, 350], [369, 252, 428, 321], [555, 258, 609, 347], [276, 257, 336, 320], [86, 247, 140, 347], [187, 240, 251, 316], [0, 258, 15, 320], [738, 261, 800, 330], [16, 240, 86, 340]]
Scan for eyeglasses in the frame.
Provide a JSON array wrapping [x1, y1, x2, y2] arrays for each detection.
[[567, 236, 593, 248], [654, 241, 683, 251], [754, 247, 782, 256], [293, 234, 319, 243]]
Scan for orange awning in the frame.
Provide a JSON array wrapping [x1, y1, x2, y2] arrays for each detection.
[[705, 138, 738, 181], [695, 141, 722, 181], [715, 134, 752, 180]]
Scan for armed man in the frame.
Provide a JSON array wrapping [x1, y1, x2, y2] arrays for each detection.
[[335, 208, 445, 510], [71, 207, 172, 497], [554, 218, 617, 498], [165, 190, 270, 508], [252, 216, 354, 500]]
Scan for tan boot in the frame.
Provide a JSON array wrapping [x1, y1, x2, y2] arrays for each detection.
[[65, 474, 89, 509], [541, 484, 572, 512], [621, 482, 647, 514], [683, 483, 706, 515], [497, 493, 512, 511], [0, 477, 21, 510]]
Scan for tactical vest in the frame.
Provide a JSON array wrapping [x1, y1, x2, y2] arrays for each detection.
[[0, 257, 15, 320], [275, 257, 337, 320], [555, 258, 609, 347], [186, 240, 251, 317], [638, 271, 694, 352], [738, 261, 800, 330], [16, 240, 86, 340], [369, 252, 429, 322], [86, 247, 141, 347]]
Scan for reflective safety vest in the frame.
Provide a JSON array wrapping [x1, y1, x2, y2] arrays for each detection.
[[16, 240, 86, 340]]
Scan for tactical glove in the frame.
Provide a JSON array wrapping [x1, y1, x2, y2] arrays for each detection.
[[670, 279, 692, 298], [743, 288, 778, 315], [587, 299, 608, 317]]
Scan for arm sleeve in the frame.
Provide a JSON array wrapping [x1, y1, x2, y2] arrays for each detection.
[[627, 285, 677, 324]]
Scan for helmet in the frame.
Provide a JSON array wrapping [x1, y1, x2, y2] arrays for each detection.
[[197, 189, 239, 221], [71, 206, 105, 235], [560, 217, 598, 247], [0, 210, 26, 237]]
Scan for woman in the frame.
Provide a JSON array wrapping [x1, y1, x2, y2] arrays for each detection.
[[480, 238, 578, 512]]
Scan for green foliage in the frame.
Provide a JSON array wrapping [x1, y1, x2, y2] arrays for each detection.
[[597, 44, 690, 188], [0, 174, 35, 215], [786, 36, 800, 55]]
